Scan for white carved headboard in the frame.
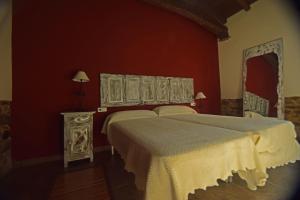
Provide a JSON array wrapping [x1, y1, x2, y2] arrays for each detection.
[[100, 73, 194, 107], [244, 91, 269, 117]]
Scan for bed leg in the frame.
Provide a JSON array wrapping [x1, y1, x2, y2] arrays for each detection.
[[111, 146, 114, 155]]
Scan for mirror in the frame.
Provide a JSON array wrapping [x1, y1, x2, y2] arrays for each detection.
[[242, 38, 284, 119]]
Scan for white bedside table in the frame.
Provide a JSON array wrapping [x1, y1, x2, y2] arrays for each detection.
[[61, 112, 95, 167]]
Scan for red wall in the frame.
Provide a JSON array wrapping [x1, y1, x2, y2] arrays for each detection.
[[12, 0, 221, 160], [246, 56, 278, 117]]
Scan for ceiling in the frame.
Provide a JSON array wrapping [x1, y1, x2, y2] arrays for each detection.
[[142, 0, 257, 40]]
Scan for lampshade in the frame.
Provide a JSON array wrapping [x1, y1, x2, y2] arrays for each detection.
[[195, 92, 206, 99], [72, 70, 90, 82]]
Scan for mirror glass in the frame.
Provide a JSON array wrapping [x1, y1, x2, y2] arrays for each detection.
[[242, 39, 284, 119], [245, 53, 278, 117]]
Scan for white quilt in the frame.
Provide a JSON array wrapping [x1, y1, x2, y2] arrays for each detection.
[[106, 117, 268, 200], [164, 114, 300, 168]]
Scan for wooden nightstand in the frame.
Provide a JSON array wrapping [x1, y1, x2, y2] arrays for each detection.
[[61, 112, 95, 167]]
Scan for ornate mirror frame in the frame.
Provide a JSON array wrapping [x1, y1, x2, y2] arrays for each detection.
[[242, 38, 284, 119]]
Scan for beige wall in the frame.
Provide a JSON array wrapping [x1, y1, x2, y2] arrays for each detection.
[[218, 0, 300, 99], [0, 0, 12, 101]]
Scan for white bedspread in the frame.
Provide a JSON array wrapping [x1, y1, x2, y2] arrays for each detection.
[[107, 117, 267, 200], [164, 114, 300, 168]]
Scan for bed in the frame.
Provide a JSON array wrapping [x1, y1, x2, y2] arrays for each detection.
[[154, 106, 300, 170], [101, 110, 269, 200]]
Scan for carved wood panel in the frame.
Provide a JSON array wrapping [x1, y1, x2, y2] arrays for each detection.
[[242, 38, 284, 119], [61, 112, 95, 168], [100, 73, 194, 107]]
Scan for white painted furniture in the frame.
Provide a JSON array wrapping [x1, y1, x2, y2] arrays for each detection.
[[242, 38, 284, 119], [61, 112, 95, 167]]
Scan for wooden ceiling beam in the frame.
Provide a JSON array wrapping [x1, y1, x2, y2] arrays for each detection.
[[234, 0, 250, 11], [188, 0, 227, 24], [142, 0, 229, 40]]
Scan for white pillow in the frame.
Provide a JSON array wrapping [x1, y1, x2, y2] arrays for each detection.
[[101, 110, 158, 134], [153, 105, 197, 116]]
